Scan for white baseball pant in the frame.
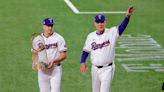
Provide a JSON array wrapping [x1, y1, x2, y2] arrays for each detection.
[[38, 66, 62, 92], [91, 64, 115, 92]]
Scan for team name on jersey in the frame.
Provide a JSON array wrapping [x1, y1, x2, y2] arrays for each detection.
[[91, 40, 110, 50], [38, 43, 58, 50]]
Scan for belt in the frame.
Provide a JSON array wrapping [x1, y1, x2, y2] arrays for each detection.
[[57, 63, 61, 66], [96, 63, 113, 68]]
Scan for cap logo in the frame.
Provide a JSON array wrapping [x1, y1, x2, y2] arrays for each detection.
[[98, 15, 102, 19], [49, 19, 53, 23], [43, 18, 54, 25]]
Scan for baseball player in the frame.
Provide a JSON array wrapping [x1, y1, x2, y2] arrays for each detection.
[[31, 18, 67, 92], [80, 6, 134, 92]]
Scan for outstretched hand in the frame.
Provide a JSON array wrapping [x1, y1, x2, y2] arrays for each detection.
[[126, 5, 135, 16]]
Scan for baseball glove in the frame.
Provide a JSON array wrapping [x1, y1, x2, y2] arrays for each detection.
[[30, 32, 41, 44], [31, 32, 49, 72], [38, 62, 48, 71]]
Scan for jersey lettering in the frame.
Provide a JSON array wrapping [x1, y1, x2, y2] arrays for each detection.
[[38, 43, 58, 50], [91, 40, 110, 50]]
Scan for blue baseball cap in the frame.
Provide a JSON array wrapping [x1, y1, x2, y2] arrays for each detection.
[[94, 14, 106, 21], [43, 18, 54, 26]]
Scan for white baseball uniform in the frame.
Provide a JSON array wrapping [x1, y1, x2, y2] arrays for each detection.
[[83, 26, 119, 92], [32, 32, 67, 92]]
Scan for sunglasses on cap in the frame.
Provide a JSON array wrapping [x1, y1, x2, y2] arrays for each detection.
[[95, 20, 105, 23]]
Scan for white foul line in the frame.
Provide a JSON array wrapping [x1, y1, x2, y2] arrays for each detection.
[[78, 11, 127, 14], [64, 0, 126, 14], [64, 0, 79, 14]]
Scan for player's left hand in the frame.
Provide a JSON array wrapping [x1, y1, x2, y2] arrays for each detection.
[[126, 5, 135, 16], [47, 61, 54, 69]]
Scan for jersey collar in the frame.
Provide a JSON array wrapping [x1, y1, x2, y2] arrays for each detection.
[[96, 29, 105, 35], [42, 32, 54, 38]]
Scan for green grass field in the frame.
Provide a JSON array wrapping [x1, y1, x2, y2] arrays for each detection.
[[0, 0, 164, 92]]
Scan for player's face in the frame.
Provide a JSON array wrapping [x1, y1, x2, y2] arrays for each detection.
[[43, 25, 53, 35], [94, 20, 106, 32]]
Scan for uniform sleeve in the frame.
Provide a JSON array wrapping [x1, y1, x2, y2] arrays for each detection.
[[32, 37, 40, 51], [111, 26, 120, 40], [58, 37, 67, 52], [118, 16, 129, 35], [83, 35, 91, 52]]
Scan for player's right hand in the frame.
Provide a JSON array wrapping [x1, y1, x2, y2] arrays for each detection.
[[80, 63, 87, 75], [126, 5, 134, 16]]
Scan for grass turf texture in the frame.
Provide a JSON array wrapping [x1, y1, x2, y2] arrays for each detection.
[[0, 0, 163, 92]]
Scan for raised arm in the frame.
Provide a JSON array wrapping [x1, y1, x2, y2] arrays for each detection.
[[118, 5, 134, 35]]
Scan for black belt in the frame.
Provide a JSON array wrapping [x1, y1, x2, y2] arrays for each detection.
[[96, 63, 113, 68], [57, 63, 61, 66]]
